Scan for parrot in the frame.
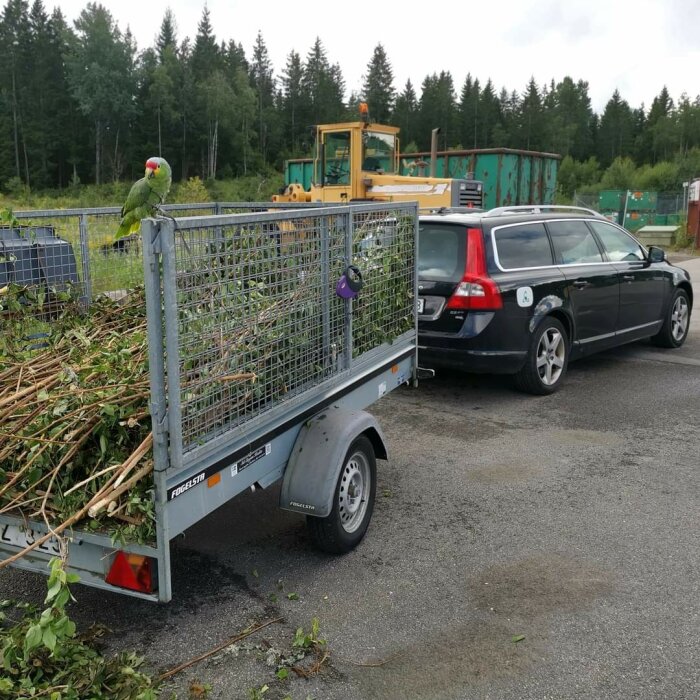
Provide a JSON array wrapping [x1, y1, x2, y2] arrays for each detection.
[[115, 156, 172, 239]]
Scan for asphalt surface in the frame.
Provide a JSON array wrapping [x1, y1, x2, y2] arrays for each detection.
[[2, 257, 699, 700]]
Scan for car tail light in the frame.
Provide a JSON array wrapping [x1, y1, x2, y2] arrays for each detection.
[[106, 551, 154, 593], [446, 228, 502, 310]]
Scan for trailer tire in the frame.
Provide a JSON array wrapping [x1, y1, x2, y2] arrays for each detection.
[[306, 435, 376, 554]]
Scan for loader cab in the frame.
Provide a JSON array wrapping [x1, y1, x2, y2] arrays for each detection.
[[313, 121, 400, 200]]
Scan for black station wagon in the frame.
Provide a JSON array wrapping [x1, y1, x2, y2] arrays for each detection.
[[417, 205, 693, 394]]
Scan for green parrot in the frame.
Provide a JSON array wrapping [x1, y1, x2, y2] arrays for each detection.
[[115, 157, 172, 239]]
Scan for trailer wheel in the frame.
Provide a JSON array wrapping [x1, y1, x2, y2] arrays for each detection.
[[306, 435, 376, 554]]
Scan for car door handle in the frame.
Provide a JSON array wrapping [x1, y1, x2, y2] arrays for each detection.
[[622, 274, 635, 282], [572, 280, 590, 289]]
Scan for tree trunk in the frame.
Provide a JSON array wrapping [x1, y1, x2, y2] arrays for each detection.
[[11, 67, 20, 181], [157, 104, 162, 157], [181, 114, 188, 181], [95, 119, 102, 186], [113, 127, 120, 183]]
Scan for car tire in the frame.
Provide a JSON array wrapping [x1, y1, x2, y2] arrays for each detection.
[[514, 317, 569, 395], [306, 435, 376, 554], [651, 288, 690, 348]]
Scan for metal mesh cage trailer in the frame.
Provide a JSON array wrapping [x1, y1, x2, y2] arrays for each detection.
[[0, 201, 418, 601]]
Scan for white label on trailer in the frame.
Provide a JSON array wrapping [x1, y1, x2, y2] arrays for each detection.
[[378, 381, 387, 398], [517, 287, 534, 307], [231, 443, 271, 477], [0, 523, 61, 555], [169, 472, 206, 501]]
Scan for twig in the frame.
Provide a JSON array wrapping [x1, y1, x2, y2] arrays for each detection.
[[157, 617, 284, 681], [218, 373, 257, 383], [62, 463, 123, 496], [335, 652, 402, 667], [88, 461, 153, 518], [0, 468, 124, 569], [291, 651, 330, 678], [111, 433, 153, 489]]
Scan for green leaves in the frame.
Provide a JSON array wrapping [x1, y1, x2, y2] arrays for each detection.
[[3, 558, 158, 698]]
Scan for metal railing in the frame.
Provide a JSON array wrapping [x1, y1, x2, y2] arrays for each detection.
[[3, 203, 326, 322]]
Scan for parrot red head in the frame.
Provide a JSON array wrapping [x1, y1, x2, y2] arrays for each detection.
[[145, 158, 160, 177]]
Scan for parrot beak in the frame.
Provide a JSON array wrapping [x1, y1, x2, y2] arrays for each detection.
[[145, 166, 155, 178]]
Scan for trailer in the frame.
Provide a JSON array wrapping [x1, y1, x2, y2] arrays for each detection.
[[0, 201, 419, 602]]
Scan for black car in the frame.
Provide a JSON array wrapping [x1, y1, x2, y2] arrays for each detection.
[[417, 205, 693, 394]]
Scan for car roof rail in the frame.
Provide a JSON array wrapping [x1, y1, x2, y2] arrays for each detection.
[[419, 206, 485, 215], [482, 204, 602, 218]]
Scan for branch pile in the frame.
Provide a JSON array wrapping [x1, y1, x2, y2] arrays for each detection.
[[0, 288, 155, 561]]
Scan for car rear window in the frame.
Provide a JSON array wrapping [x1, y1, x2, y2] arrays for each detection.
[[418, 223, 466, 282], [493, 222, 553, 269], [547, 220, 604, 265]]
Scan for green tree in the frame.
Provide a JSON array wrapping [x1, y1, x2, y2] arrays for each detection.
[[200, 70, 236, 179], [228, 66, 257, 175], [596, 90, 635, 167], [544, 76, 594, 159], [637, 86, 674, 162], [600, 156, 636, 190], [416, 71, 457, 151], [300, 38, 346, 128], [556, 155, 600, 198], [361, 43, 395, 124], [0, 0, 32, 187], [516, 77, 546, 150], [66, 2, 136, 184], [392, 79, 418, 151], [156, 7, 176, 61], [476, 79, 501, 148], [458, 74, 479, 149], [279, 49, 305, 155], [250, 31, 277, 163]]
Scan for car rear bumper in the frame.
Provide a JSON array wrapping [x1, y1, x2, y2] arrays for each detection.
[[417, 343, 527, 374]]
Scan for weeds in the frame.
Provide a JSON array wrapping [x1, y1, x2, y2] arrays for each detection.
[[0, 558, 159, 699]]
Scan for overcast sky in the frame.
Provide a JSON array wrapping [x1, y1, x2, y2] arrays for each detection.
[[52, 0, 700, 114]]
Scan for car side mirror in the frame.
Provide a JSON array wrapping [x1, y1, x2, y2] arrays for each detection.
[[648, 245, 666, 263]]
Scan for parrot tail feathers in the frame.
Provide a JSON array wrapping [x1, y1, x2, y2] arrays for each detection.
[[115, 218, 141, 240]]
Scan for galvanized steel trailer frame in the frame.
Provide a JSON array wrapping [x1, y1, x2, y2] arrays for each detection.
[[0, 202, 418, 602]]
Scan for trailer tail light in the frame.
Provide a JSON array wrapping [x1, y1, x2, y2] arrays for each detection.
[[446, 228, 502, 311], [106, 551, 154, 594]]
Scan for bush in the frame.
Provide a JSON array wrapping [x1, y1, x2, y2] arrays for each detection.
[[0, 558, 159, 699], [171, 176, 210, 203]]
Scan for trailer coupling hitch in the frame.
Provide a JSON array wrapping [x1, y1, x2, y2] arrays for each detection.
[[335, 265, 364, 299]]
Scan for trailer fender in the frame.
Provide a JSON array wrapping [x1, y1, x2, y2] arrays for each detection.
[[280, 406, 388, 517]]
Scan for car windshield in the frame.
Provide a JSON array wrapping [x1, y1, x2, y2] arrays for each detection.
[[418, 223, 466, 282]]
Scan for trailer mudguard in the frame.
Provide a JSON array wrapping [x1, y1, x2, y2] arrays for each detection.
[[279, 405, 388, 517]]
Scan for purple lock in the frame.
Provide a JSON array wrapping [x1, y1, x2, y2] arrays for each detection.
[[336, 265, 363, 299]]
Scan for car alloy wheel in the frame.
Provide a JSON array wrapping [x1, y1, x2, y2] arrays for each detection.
[[536, 326, 566, 386], [671, 294, 689, 343]]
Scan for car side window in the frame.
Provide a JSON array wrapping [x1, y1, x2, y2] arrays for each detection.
[[588, 221, 645, 262], [493, 223, 552, 269], [547, 220, 604, 265]]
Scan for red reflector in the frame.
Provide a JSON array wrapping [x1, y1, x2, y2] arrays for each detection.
[[446, 227, 502, 311], [106, 551, 154, 593]]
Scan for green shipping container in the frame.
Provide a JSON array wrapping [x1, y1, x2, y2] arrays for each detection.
[[624, 212, 654, 231], [284, 148, 561, 210], [599, 190, 625, 211], [285, 159, 315, 189], [626, 190, 657, 211]]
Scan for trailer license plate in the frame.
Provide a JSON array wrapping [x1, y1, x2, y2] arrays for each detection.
[[417, 298, 425, 314], [0, 523, 61, 555]]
